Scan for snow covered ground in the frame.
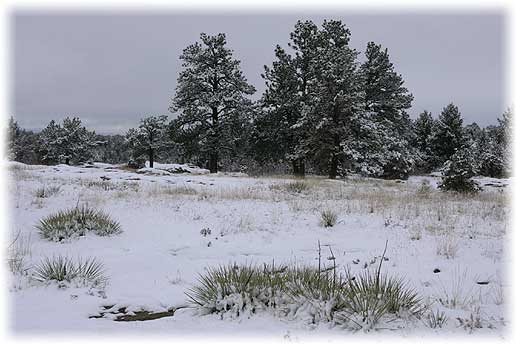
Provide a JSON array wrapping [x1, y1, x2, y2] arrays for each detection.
[[5, 162, 511, 340]]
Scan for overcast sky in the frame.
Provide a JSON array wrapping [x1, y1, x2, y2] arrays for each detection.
[[11, 12, 506, 134]]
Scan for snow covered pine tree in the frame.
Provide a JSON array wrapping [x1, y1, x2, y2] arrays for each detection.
[[438, 145, 481, 193], [38, 117, 96, 165], [126, 115, 169, 168], [171, 33, 255, 173], [359, 42, 415, 179]]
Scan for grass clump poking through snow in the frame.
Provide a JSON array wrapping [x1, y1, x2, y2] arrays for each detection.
[[32, 256, 107, 287], [425, 309, 448, 329], [7, 232, 32, 275], [187, 244, 425, 330], [34, 185, 61, 198], [337, 267, 425, 330], [285, 181, 310, 193], [185, 263, 289, 316], [320, 209, 338, 227], [36, 205, 122, 241]]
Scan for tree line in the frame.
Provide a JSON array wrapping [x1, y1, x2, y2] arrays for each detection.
[[7, 20, 512, 180]]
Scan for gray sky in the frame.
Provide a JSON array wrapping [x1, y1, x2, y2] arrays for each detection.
[[11, 12, 506, 134]]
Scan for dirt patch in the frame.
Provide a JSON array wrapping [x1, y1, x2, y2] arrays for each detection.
[[90, 304, 187, 322]]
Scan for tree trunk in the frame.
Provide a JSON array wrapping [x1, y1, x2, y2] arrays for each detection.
[[209, 152, 218, 173], [293, 159, 305, 178], [329, 154, 338, 179], [149, 148, 154, 168], [65, 157, 70, 165]]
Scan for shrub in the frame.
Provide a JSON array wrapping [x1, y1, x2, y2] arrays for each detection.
[[320, 210, 338, 228], [186, 263, 288, 316], [336, 268, 425, 329], [34, 185, 61, 198], [7, 232, 32, 275], [285, 181, 310, 194], [438, 147, 481, 193], [416, 179, 432, 196], [32, 255, 107, 287], [35, 206, 122, 241], [436, 237, 459, 259], [438, 269, 474, 309], [426, 309, 448, 329], [187, 258, 424, 329]]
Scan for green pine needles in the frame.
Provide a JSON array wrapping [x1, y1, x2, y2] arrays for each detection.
[[36, 206, 122, 241]]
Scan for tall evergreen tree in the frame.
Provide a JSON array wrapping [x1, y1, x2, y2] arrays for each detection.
[[412, 111, 435, 172], [286, 20, 322, 177], [171, 33, 255, 173], [359, 42, 414, 179], [7, 116, 22, 161], [479, 108, 512, 177], [430, 103, 465, 167], [255, 45, 300, 168], [307, 20, 362, 179]]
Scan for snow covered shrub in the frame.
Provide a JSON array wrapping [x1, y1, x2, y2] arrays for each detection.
[[284, 266, 350, 324], [36, 206, 122, 241], [285, 181, 310, 193], [438, 269, 474, 309], [320, 210, 338, 228], [34, 185, 60, 198], [457, 306, 485, 333], [436, 237, 459, 259], [32, 255, 107, 287], [187, 260, 425, 330], [416, 179, 432, 196], [409, 227, 422, 241], [335, 267, 425, 330], [426, 309, 448, 329], [7, 233, 31, 275], [186, 263, 289, 316], [438, 147, 481, 193]]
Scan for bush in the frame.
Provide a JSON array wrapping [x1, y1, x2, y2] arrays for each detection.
[[187, 258, 424, 329], [36, 206, 122, 241], [7, 232, 32, 275], [436, 237, 459, 259], [320, 210, 338, 228], [32, 255, 107, 287], [426, 309, 448, 329], [416, 179, 432, 196], [438, 147, 481, 193], [186, 263, 289, 316], [285, 181, 310, 193], [34, 185, 61, 198], [337, 268, 424, 330]]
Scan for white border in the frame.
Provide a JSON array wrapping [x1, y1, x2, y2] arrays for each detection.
[[0, 1, 514, 344]]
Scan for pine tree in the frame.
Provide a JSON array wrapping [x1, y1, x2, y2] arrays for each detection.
[[413, 111, 435, 173], [171, 33, 255, 173], [7, 116, 21, 160], [91, 134, 131, 164], [286, 20, 322, 177], [38, 117, 96, 165], [126, 115, 168, 168], [359, 42, 414, 179], [430, 103, 465, 168], [438, 145, 480, 193], [257, 21, 323, 177], [307, 20, 362, 179], [479, 108, 512, 177], [255, 45, 300, 167]]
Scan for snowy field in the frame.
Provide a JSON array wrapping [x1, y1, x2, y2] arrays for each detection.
[[6, 161, 511, 340]]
